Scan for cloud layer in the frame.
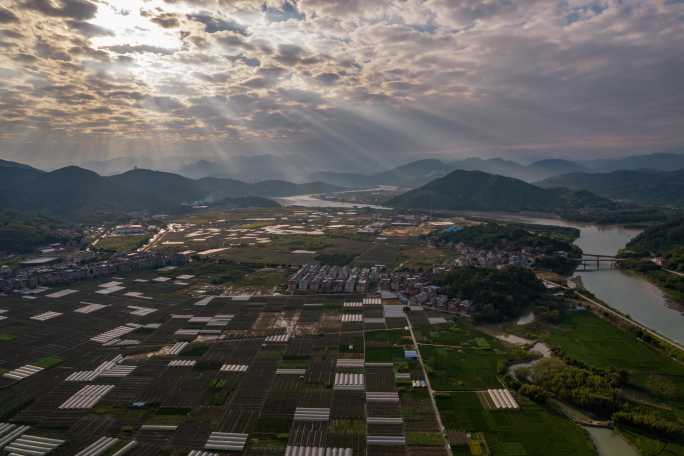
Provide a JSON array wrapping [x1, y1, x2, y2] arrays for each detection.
[[1, 0, 683, 170]]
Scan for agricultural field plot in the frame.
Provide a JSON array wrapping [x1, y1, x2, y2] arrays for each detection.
[[152, 208, 389, 268], [421, 345, 506, 391], [400, 390, 441, 433], [436, 392, 596, 456], [1, 283, 439, 455], [0, 251, 450, 456]]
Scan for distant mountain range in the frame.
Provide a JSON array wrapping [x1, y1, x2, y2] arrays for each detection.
[[583, 152, 684, 173], [40, 150, 684, 187], [0, 159, 38, 171], [311, 157, 589, 187], [537, 169, 684, 207], [0, 162, 340, 219]]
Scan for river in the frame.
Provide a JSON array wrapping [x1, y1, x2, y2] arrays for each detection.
[[279, 196, 684, 344], [275, 193, 390, 209], [476, 213, 684, 346]]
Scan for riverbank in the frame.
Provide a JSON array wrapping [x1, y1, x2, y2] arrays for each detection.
[[500, 308, 684, 456], [626, 268, 684, 308]]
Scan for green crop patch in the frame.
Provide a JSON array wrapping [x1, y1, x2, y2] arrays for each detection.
[[437, 393, 594, 456], [365, 347, 405, 364], [35, 356, 63, 369], [406, 432, 444, 446], [422, 346, 503, 390]]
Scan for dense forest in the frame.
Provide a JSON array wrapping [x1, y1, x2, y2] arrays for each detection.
[[389, 169, 673, 225], [439, 223, 578, 254], [624, 218, 684, 271], [0, 210, 78, 254], [436, 266, 545, 322]]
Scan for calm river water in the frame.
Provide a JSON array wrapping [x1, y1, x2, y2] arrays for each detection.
[[478, 213, 684, 346]]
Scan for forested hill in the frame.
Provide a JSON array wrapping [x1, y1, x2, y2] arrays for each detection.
[[0, 165, 340, 220], [537, 169, 684, 207], [624, 219, 684, 272], [387, 169, 674, 224], [388, 169, 610, 212]]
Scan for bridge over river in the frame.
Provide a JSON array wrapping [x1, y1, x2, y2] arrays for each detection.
[[578, 253, 625, 271]]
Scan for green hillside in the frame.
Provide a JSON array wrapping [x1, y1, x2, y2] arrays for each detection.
[[0, 165, 337, 220], [538, 169, 684, 207], [388, 170, 604, 212], [388, 169, 673, 224]]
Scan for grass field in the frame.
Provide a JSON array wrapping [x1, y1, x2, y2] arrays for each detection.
[[415, 320, 494, 347], [417, 320, 511, 390], [509, 310, 684, 451], [437, 392, 596, 456], [35, 356, 63, 368], [422, 345, 505, 390], [96, 235, 149, 253], [365, 347, 405, 363], [511, 311, 684, 405], [365, 328, 411, 347], [621, 428, 684, 456], [235, 269, 289, 291]]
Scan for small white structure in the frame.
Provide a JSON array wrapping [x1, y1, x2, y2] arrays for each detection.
[[2, 364, 44, 381], [340, 314, 362, 323], [75, 436, 121, 456], [204, 432, 248, 452], [336, 358, 364, 369], [334, 373, 365, 390], [220, 364, 249, 373], [45, 289, 78, 299], [294, 408, 330, 422], [265, 334, 290, 343], [30, 311, 62, 322], [487, 389, 519, 410], [168, 360, 196, 367], [75, 303, 107, 314], [59, 384, 114, 409], [90, 325, 137, 344]]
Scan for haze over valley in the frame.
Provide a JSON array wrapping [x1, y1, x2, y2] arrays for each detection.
[[1, 1, 684, 456]]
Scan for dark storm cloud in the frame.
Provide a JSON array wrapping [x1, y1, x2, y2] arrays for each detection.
[[274, 44, 319, 66], [2, 0, 684, 170], [215, 32, 253, 50], [141, 96, 186, 111], [150, 12, 180, 28], [35, 39, 71, 61], [104, 44, 176, 55], [187, 13, 248, 34], [315, 72, 340, 85], [0, 6, 19, 23], [22, 0, 98, 19], [65, 20, 114, 37]]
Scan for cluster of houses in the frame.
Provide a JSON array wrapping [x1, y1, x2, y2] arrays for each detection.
[[287, 264, 384, 293], [0, 252, 187, 292], [451, 243, 539, 269], [379, 271, 472, 314]]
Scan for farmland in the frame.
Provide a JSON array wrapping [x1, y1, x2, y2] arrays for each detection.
[[0, 264, 452, 456]]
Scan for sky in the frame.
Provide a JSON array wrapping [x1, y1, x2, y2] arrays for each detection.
[[0, 0, 683, 172]]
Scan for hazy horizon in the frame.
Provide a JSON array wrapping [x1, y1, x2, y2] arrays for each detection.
[[1, 0, 683, 171]]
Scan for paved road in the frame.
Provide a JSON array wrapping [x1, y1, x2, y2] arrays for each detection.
[[406, 315, 454, 456]]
